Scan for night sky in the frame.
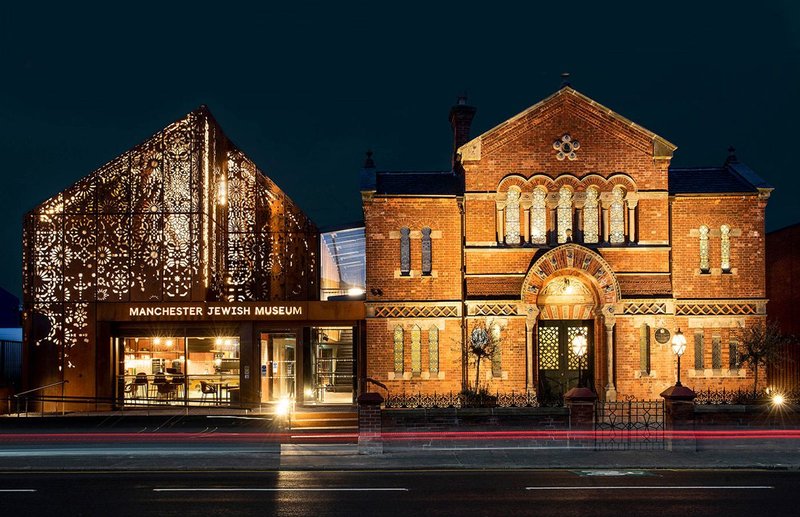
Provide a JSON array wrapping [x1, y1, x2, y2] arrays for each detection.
[[2, 2, 799, 299]]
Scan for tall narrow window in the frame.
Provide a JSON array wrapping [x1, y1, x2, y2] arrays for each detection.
[[720, 224, 731, 272], [504, 188, 521, 245], [583, 187, 600, 244], [491, 324, 502, 377], [639, 323, 651, 374], [411, 325, 421, 375], [729, 339, 740, 369], [400, 227, 410, 276], [421, 227, 432, 275], [699, 225, 710, 273], [557, 187, 573, 244], [694, 331, 704, 370], [530, 188, 547, 245], [609, 186, 626, 244], [393, 326, 404, 374], [712, 334, 722, 369], [428, 326, 439, 374]]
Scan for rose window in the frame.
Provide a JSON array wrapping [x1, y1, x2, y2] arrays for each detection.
[[553, 134, 580, 161]]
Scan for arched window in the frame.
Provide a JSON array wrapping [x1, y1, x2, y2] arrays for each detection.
[[399, 227, 410, 276], [557, 187, 573, 244], [504, 188, 521, 245], [609, 187, 626, 244], [428, 326, 439, 374], [699, 225, 710, 273], [491, 323, 502, 377], [530, 188, 547, 245], [411, 325, 421, 375], [720, 224, 731, 272], [421, 227, 432, 275], [583, 187, 600, 244], [393, 326, 404, 374]]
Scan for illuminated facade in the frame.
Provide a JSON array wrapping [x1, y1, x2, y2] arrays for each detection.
[[362, 87, 773, 402], [23, 107, 364, 409]]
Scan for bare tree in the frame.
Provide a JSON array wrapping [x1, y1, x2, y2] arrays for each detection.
[[735, 321, 792, 396], [468, 321, 501, 391]]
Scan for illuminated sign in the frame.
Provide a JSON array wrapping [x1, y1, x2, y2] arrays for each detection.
[[123, 303, 305, 320]]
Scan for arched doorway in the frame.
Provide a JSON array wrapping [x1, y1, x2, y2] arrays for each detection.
[[521, 244, 622, 402], [535, 275, 596, 403]]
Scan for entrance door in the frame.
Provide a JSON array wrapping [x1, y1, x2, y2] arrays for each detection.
[[537, 320, 593, 404], [260, 331, 296, 403]]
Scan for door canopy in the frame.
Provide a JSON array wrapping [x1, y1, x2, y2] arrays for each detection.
[[521, 244, 621, 311]]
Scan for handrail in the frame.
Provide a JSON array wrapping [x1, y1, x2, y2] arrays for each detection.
[[13, 380, 69, 398], [362, 377, 389, 395]]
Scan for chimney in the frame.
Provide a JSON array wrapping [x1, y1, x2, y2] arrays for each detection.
[[359, 149, 376, 192], [449, 95, 476, 167]]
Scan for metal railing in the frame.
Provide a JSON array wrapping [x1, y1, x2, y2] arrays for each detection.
[[12, 380, 69, 416]]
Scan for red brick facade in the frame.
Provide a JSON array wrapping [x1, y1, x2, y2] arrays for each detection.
[[362, 88, 771, 401]]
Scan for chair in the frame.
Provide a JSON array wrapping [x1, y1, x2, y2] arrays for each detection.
[[171, 376, 185, 399], [152, 372, 167, 399], [133, 373, 149, 402], [157, 381, 178, 402], [200, 380, 217, 405], [123, 382, 135, 401]]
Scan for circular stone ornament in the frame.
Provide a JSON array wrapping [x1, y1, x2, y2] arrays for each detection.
[[553, 134, 580, 161]]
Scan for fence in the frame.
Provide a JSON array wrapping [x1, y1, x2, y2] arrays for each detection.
[[595, 400, 665, 450]]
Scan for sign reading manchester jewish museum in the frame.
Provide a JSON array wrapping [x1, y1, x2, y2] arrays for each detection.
[[103, 302, 307, 321]]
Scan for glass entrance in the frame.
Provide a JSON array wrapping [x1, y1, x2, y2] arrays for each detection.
[[537, 320, 593, 404], [260, 331, 296, 402], [309, 327, 355, 404]]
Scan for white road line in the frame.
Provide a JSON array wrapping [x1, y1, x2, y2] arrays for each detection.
[[0, 489, 36, 492], [153, 487, 408, 492], [526, 486, 773, 490]]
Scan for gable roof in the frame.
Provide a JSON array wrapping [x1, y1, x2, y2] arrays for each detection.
[[458, 87, 677, 160], [669, 160, 772, 195]]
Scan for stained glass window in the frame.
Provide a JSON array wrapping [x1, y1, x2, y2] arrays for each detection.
[[428, 326, 439, 374], [712, 335, 722, 369], [583, 187, 599, 244], [421, 227, 432, 275], [393, 326, 404, 374], [720, 224, 731, 272], [609, 187, 625, 244], [699, 225, 710, 273], [729, 340, 740, 369], [694, 331, 704, 370], [411, 325, 421, 375], [491, 324, 502, 377], [530, 188, 547, 245], [557, 187, 573, 244], [400, 227, 410, 276], [537, 326, 559, 369], [504, 188, 521, 245]]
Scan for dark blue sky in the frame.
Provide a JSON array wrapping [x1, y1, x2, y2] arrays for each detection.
[[2, 2, 799, 299]]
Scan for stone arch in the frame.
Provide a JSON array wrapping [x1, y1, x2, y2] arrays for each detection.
[[520, 244, 621, 307], [497, 174, 528, 192]]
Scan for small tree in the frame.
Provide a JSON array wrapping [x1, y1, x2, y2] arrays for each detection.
[[735, 321, 792, 396], [468, 321, 501, 391]]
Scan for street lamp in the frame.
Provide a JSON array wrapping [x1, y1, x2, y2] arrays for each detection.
[[671, 328, 687, 387], [571, 333, 588, 388]]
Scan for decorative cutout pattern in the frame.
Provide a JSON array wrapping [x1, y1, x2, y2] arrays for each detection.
[[411, 325, 421, 375], [400, 227, 411, 275], [720, 224, 731, 272], [471, 303, 518, 316], [538, 325, 559, 370], [531, 188, 547, 245], [567, 325, 588, 370], [393, 326, 404, 374], [623, 302, 668, 315], [583, 187, 599, 244], [373, 304, 459, 318], [557, 187, 573, 243], [553, 133, 579, 161], [676, 302, 758, 316], [505, 188, 521, 245], [421, 227, 432, 275], [699, 225, 710, 272], [610, 187, 625, 244], [428, 327, 439, 374]]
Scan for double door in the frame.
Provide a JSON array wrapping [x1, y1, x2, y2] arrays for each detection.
[[537, 320, 593, 403]]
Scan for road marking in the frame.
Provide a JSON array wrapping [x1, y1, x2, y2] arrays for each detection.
[[0, 489, 36, 492], [526, 486, 773, 490], [578, 470, 650, 477], [153, 487, 408, 492]]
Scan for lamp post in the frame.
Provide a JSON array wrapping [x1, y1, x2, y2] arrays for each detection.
[[671, 328, 687, 387], [571, 333, 588, 389]]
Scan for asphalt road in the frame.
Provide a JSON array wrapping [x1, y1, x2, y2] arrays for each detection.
[[0, 469, 797, 517]]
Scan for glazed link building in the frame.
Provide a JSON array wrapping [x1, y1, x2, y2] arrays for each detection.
[[23, 86, 772, 410]]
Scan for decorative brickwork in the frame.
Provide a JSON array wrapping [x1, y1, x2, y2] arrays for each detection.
[[372, 304, 459, 319]]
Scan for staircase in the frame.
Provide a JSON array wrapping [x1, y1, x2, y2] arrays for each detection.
[[289, 409, 358, 431]]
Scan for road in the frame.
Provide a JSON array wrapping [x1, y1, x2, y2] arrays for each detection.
[[0, 469, 797, 516]]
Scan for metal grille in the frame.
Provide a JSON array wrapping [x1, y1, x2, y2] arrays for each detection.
[[538, 326, 559, 369], [595, 400, 665, 450], [566, 325, 587, 370]]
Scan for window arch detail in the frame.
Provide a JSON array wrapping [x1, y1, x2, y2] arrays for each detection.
[[530, 188, 547, 245], [583, 187, 600, 244], [557, 187, 573, 244], [609, 187, 625, 244]]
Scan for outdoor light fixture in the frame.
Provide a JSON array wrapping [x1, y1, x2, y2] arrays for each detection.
[[571, 333, 588, 388], [275, 397, 292, 418], [772, 393, 786, 407], [671, 328, 687, 387]]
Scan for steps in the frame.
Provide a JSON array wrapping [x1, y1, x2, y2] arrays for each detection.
[[289, 410, 358, 431]]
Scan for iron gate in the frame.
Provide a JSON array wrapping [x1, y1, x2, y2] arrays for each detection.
[[595, 400, 665, 450]]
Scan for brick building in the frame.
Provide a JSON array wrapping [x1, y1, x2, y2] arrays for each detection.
[[361, 86, 773, 402], [766, 223, 800, 390]]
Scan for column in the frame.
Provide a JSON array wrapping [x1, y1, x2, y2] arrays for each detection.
[[627, 197, 638, 244], [525, 306, 539, 393], [521, 194, 532, 244], [603, 309, 617, 402], [549, 208, 558, 245], [602, 207, 610, 243]]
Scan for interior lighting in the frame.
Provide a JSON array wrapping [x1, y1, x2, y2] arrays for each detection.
[[347, 287, 365, 297], [153, 337, 162, 345]]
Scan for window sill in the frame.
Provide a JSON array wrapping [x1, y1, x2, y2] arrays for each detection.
[[394, 270, 438, 278], [634, 370, 658, 379], [688, 368, 746, 379], [387, 371, 445, 380]]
